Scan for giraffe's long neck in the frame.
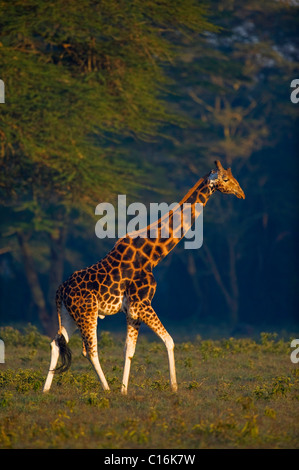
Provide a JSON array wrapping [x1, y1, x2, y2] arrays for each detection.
[[128, 173, 215, 267]]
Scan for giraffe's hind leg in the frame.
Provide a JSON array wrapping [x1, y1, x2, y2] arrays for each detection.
[[43, 337, 60, 393], [121, 316, 141, 395], [79, 318, 110, 391], [43, 306, 77, 393]]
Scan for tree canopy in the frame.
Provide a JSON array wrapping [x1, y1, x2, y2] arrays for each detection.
[[0, 0, 298, 335], [0, 0, 215, 333]]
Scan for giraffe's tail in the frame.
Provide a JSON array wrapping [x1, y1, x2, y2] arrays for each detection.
[[53, 284, 72, 373], [54, 334, 72, 373], [55, 284, 64, 334]]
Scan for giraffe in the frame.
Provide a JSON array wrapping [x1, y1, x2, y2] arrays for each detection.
[[43, 160, 245, 394]]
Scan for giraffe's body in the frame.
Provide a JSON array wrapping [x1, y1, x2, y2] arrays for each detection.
[[43, 160, 245, 394]]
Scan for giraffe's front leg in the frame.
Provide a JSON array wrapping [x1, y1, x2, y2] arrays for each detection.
[[121, 316, 141, 395], [131, 301, 178, 392]]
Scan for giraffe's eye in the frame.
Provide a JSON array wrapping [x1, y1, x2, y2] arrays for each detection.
[[223, 178, 229, 182]]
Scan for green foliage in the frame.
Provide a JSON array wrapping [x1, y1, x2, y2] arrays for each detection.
[[99, 331, 114, 348], [0, 391, 13, 408], [0, 0, 214, 213], [0, 368, 44, 393], [0, 325, 49, 348], [254, 376, 293, 400], [81, 391, 110, 408]]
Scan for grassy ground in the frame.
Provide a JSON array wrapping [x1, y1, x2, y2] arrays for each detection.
[[0, 325, 298, 449]]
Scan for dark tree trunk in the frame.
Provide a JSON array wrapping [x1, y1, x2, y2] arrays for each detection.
[[17, 232, 54, 335], [203, 241, 240, 327], [47, 225, 67, 328]]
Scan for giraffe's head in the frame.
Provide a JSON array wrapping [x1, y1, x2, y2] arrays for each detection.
[[208, 160, 245, 199]]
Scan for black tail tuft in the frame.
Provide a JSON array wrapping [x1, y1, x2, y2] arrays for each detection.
[[55, 334, 72, 373]]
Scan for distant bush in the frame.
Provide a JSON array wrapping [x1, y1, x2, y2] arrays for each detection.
[[254, 375, 294, 400], [0, 325, 49, 348], [99, 331, 114, 347]]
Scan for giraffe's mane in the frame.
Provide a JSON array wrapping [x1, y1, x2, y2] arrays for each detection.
[[126, 176, 207, 239]]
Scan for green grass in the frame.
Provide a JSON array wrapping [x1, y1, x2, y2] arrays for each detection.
[[0, 325, 298, 449]]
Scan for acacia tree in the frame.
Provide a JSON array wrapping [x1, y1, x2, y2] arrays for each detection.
[[0, 0, 215, 334]]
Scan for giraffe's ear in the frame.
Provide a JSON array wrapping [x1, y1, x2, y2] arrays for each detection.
[[214, 160, 224, 173]]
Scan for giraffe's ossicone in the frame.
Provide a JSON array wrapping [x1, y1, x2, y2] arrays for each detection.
[[43, 160, 245, 394]]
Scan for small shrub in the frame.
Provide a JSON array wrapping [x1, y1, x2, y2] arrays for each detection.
[[150, 379, 169, 391], [0, 327, 23, 346], [0, 325, 48, 348], [0, 370, 14, 388], [241, 414, 259, 438], [81, 391, 110, 408], [271, 376, 292, 397], [0, 391, 13, 408], [260, 332, 278, 346], [254, 375, 293, 400], [99, 331, 114, 347], [237, 396, 255, 411], [184, 357, 193, 368], [264, 407, 276, 419], [187, 380, 200, 390], [192, 414, 237, 440], [15, 370, 44, 393], [259, 333, 288, 354]]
